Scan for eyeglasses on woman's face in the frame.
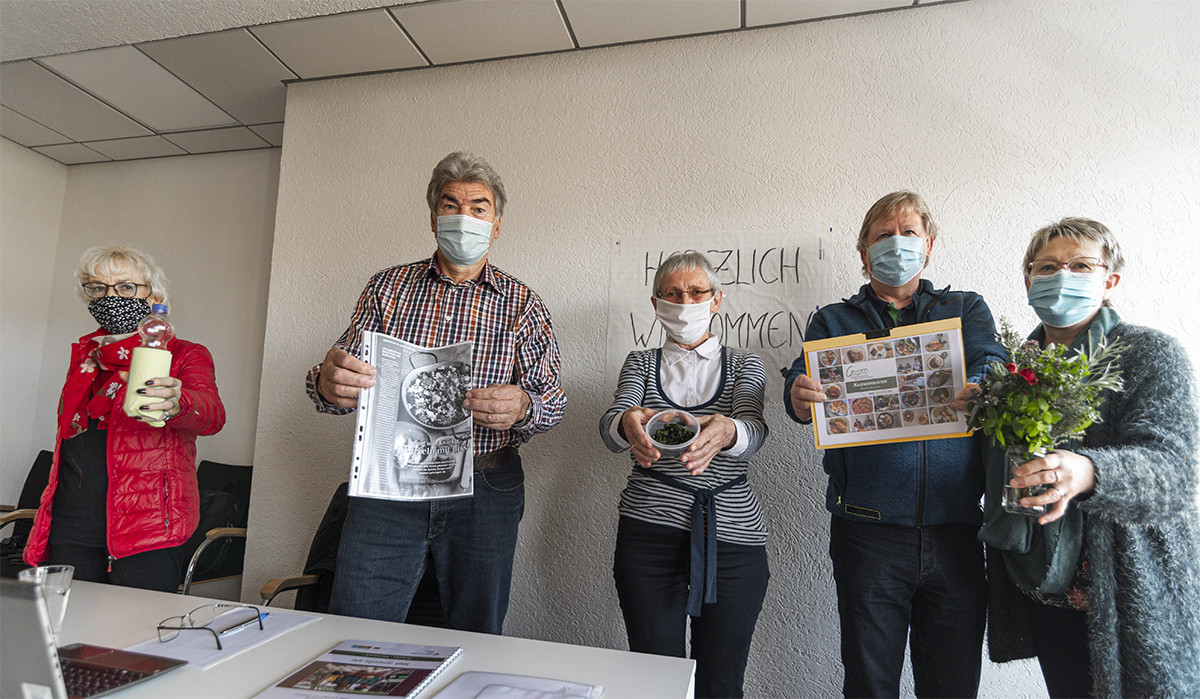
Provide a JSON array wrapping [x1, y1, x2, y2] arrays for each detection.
[[81, 281, 150, 299], [1027, 257, 1107, 277], [657, 287, 714, 304]]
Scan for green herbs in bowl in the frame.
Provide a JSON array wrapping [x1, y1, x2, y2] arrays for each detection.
[[653, 421, 694, 445], [644, 409, 701, 456]]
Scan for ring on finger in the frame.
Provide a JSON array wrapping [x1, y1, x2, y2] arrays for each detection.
[[1049, 469, 1058, 483]]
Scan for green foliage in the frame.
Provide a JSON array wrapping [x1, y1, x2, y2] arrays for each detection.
[[652, 421, 694, 445], [968, 320, 1125, 457]]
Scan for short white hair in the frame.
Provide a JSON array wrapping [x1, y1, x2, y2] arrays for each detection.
[[653, 251, 721, 298], [75, 245, 169, 306]]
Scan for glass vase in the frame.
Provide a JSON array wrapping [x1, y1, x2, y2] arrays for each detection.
[[1001, 445, 1049, 517]]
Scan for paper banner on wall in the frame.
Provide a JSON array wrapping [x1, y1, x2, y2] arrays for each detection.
[[605, 231, 832, 397]]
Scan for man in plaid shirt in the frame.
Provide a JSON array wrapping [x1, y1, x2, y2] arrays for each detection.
[[307, 152, 565, 633]]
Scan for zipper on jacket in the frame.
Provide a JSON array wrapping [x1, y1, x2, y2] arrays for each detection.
[[107, 555, 115, 573], [915, 442, 926, 526], [163, 474, 170, 532]]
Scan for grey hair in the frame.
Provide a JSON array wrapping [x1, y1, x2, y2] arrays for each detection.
[[425, 151, 507, 216], [1023, 217, 1125, 307], [75, 245, 170, 306], [856, 191, 939, 278], [653, 251, 721, 298]]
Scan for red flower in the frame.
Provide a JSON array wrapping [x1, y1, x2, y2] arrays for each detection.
[[1019, 368, 1038, 384], [1006, 363, 1018, 373]]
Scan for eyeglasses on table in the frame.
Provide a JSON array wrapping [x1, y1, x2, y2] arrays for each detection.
[[157, 603, 263, 651]]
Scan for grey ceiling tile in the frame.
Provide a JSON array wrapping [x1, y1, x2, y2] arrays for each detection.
[[745, 0, 912, 27], [162, 126, 271, 154], [84, 136, 188, 160], [0, 106, 72, 147], [137, 29, 297, 125], [0, 60, 152, 141], [562, 0, 740, 48], [250, 9, 427, 79], [391, 0, 574, 65], [249, 122, 285, 147], [38, 46, 239, 132], [31, 143, 112, 165]]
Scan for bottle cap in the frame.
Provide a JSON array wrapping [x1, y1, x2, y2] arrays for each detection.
[[151, 304, 168, 313]]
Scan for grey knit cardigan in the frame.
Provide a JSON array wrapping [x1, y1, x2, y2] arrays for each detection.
[[986, 309, 1200, 697]]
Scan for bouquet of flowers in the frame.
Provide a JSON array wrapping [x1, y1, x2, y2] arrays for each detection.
[[968, 319, 1125, 516], [968, 320, 1125, 456]]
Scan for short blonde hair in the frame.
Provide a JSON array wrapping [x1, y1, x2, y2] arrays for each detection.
[[1022, 218, 1125, 277], [75, 245, 169, 306], [856, 191, 939, 278]]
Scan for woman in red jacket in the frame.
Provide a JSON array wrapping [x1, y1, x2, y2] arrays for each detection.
[[25, 245, 225, 592]]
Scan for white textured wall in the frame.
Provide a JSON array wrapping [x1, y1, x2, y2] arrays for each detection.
[[1, 139, 67, 505], [249, 1, 1198, 697], [25, 149, 280, 472]]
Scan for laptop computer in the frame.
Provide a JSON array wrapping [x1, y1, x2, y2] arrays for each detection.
[[0, 578, 186, 699]]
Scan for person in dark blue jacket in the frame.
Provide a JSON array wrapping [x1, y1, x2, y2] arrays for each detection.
[[784, 191, 1005, 698]]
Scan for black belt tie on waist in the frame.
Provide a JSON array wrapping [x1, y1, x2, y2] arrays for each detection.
[[634, 465, 747, 617]]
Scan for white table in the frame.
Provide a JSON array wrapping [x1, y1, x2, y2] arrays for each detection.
[[57, 581, 695, 698]]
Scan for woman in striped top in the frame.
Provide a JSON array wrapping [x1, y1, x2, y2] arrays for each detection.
[[599, 251, 770, 699]]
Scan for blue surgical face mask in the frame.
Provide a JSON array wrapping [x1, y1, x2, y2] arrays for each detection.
[[1027, 270, 1106, 328], [868, 235, 926, 287], [436, 214, 494, 266]]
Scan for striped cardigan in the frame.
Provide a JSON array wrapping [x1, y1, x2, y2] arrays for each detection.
[[600, 346, 769, 546]]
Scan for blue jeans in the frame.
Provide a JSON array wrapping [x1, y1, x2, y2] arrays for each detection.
[[613, 517, 769, 699], [829, 516, 985, 698], [328, 454, 524, 634]]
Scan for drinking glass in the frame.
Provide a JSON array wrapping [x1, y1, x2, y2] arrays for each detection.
[[19, 565, 75, 642]]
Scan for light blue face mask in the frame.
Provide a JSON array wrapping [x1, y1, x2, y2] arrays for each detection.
[[1027, 270, 1106, 328], [436, 214, 495, 266], [868, 235, 926, 287]]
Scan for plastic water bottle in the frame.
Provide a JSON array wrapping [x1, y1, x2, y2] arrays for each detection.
[[138, 304, 174, 349], [123, 304, 175, 426]]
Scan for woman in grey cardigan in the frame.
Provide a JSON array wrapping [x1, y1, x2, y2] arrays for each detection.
[[599, 251, 769, 699], [978, 218, 1200, 697]]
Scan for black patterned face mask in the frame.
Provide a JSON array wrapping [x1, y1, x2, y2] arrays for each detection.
[[87, 296, 151, 335]]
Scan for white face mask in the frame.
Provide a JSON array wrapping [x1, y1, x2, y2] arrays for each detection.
[[654, 297, 712, 345], [436, 214, 494, 266]]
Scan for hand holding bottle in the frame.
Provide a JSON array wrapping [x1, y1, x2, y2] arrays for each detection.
[[122, 304, 181, 426]]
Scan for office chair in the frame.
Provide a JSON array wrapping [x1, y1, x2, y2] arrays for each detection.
[[259, 481, 446, 627], [179, 461, 252, 598], [1, 450, 53, 579]]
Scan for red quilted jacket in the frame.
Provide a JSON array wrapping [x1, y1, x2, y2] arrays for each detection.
[[24, 330, 226, 564]]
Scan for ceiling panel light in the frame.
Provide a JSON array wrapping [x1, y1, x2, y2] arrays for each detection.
[[250, 9, 427, 79], [39, 46, 239, 132], [138, 29, 297, 125], [390, 0, 574, 65], [0, 106, 72, 147], [745, 0, 913, 27], [562, 0, 740, 48], [0, 61, 152, 141]]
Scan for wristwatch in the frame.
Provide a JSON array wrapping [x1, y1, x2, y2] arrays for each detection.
[[513, 401, 533, 428]]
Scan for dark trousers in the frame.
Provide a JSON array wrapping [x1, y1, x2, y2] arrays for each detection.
[[1021, 593, 1093, 698], [328, 455, 524, 634], [46, 541, 185, 593], [829, 516, 986, 698], [613, 517, 769, 699]]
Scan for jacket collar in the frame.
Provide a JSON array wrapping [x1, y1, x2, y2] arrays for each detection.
[[845, 279, 949, 320]]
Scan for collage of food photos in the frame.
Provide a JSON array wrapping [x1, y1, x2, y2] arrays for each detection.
[[805, 319, 970, 448]]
